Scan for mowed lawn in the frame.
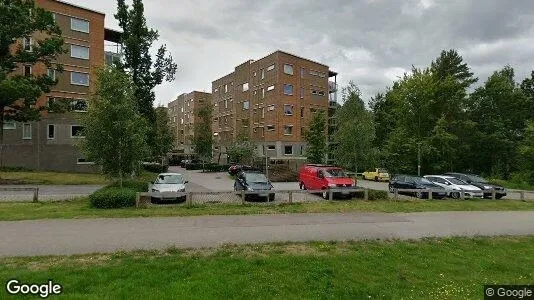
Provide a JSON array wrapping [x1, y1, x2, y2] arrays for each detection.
[[1, 198, 534, 221], [0, 237, 532, 299], [0, 170, 156, 185]]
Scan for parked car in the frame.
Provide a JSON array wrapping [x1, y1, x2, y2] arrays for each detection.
[[297, 164, 356, 199], [184, 159, 203, 169], [149, 173, 188, 203], [362, 168, 390, 181], [179, 159, 190, 168], [234, 170, 275, 201], [228, 164, 254, 176], [388, 175, 447, 199], [423, 175, 483, 198], [443, 173, 507, 199]]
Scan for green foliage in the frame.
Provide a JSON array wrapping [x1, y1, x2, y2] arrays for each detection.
[[192, 105, 213, 162], [107, 180, 149, 193], [89, 187, 137, 209], [142, 163, 168, 174], [518, 120, 534, 183], [226, 136, 256, 164], [150, 106, 174, 159], [304, 110, 327, 164], [367, 189, 389, 200], [0, 0, 65, 143], [333, 82, 376, 173], [80, 66, 149, 184]]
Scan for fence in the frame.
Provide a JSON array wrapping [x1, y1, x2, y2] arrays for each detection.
[[391, 188, 534, 201], [0, 187, 39, 202]]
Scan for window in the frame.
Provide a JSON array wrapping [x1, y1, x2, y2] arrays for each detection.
[[284, 145, 293, 155], [284, 104, 293, 115], [71, 99, 88, 112], [47, 124, 55, 139], [267, 145, 276, 151], [22, 123, 32, 139], [266, 125, 275, 131], [24, 65, 32, 76], [77, 158, 94, 165], [181, 107, 184, 113], [225, 99, 228, 109], [180, 118, 184, 124], [70, 125, 85, 138], [300, 107, 304, 118], [261, 108, 265, 118], [267, 85, 274, 92], [284, 125, 293, 135], [224, 117, 228, 124], [23, 36, 32, 52], [267, 64, 275, 71], [318, 91, 326, 96], [224, 84, 228, 93], [283, 64, 293, 75], [300, 88, 304, 99], [261, 69, 265, 79], [3, 122, 16, 130], [71, 72, 89, 86], [283, 84, 293, 95], [262, 88, 265, 99], [70, 44, 89, 59], [242, 82, 249, 92], [268, 105, 275, 111], [47, 69, 56, 81], [243, 100, 249, 110], [71, 17, 89, 33], [301, 68, 305, 78], [253, 72, 256, 77], [311, 90, 318, 95]]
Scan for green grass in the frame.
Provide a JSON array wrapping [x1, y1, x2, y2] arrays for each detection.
[[490, 179, 534, 191], [0, 171, 156, 185], [1, 198, 533, 221], [0, 237, 532, 299]]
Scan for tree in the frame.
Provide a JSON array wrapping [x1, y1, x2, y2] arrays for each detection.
[[80, 66, 149, 186], [0, 0, 64, 163], [226, 135, 256, 164], [430, 49, 477, 89], [192, 105, 213, 164], [333, 82, 376, 173], [518, 120, 534, 184], [304, 110, 327, 164], [151, 106, 174, 161]]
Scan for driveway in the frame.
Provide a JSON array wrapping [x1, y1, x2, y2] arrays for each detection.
[[1, 211, 533, 257]]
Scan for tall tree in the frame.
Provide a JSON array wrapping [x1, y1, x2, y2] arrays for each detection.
[[304, 110, 327, 164], [518, 120, 534, 184], [430, 49, 477, 88], [192, 105, 213, 163], [226, 135, 256, 165], [81, 67, 149, 186], [0, 0, 64, 163], [151, 106, 174, 161]]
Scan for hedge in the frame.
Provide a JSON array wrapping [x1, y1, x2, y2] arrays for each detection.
[[107, 180, 149, 193], [142, 163, 169, 173], [89, 187, 137, 209]]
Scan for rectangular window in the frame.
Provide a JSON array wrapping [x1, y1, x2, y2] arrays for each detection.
[[47, 69, 56, 81], [266, 125, 275, 131], [283, 64, 293, 75], [22, 123, 32, 139], [261, 69, 265, 79], [284, 145, 293, 155], [71, 72, 89, 86], [300, 107, 304, 118], [301, 68, 305, 78], [283, 84, 293, 95], [267, 85, 275, 92], [243, 100, 249, 110], [284, 125, 293, 135], [318, 91, 325, 96], [268, 105, 275, 111], [262, 88, 265, 98], [70, 44, 90, 59], [71, 17, 90, 33], [24, 65, 32, 76], [284, 104, 293, 115], [300, 88, 304, 99], [242, 82, 249, 92], [267, 64, 275, 71], [225, 99, 228, 109], [267, 145, 276, 151], [224, 84, 228, 93], [262, 108, 265, 118], [181, 107, 184, 113], [77, 158, 94, 165], [70, 125, 85, 138], [47, 124, 55, 139], [3, 122, 16, 130], [71, 99, 88, 112], [180, 118, 184, 124], [23, 36, 32, 52]]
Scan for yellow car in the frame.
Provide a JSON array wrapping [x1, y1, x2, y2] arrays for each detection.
[[362, 168, 390, 181]]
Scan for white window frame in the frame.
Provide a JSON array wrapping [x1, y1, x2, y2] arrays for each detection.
[[70, 125, 85, 138], [47, 69, 56, 81], [283, 64, 294, 75], [3, 121, 16, 130], [70, 17, 90, 33], [267, 85, 275, 92], [22, 123, 32, 140], [283, 84, 293, 95], [284, 104, 293, 116], [23, 36, 33, 52], [70, 71, 89, 86], [71, 99, 88, 112], [70, 44, 90, 60], [243, 100, 250, 110], [47, 124, 56, 140], [266, 125, 275, 131], [267, 145, 276, 151], [283, 125, 293, 135], [261, 69, 265, 80], [242, 82, 249, 92], [77, 158, 95, 165], [268, 105, 275, 111], [224, 84, 228, 93], [225, 99, 228, 109], [267, 64, 275, 71]]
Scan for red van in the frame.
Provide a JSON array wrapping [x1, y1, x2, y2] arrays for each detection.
[[297, 164, 357, 199]]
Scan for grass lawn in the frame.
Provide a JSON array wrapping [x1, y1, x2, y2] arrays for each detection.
[[1, 198, 533, 221], [0, 171, 156, 185], [0, 237, 532, 299], [490, 179, 534, 191]]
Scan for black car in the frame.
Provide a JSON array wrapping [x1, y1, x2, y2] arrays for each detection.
[[444, 173, 507, 199], [228, 164, 254, 176], [388, 175, 447, 199], [234, 170, 275, 201]]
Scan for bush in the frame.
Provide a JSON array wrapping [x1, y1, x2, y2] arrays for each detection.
[[107, 180, 149, 192], [89, 187, 137, 209], [168, 156, 181, 166], [142, 163, 168, 173], [203, 164, 231, 172], [368, 189, 389, 200]]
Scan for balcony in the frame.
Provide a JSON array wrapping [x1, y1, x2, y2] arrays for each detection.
[[328, 81, 338, 93]]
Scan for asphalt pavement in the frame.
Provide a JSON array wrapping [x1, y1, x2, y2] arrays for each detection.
[[1, 211, 533, 257]]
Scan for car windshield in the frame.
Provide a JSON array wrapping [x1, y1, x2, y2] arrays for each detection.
[[245, 173, 268, 183], [325, 169, 347, 178], [465, 174, 487, 183], [448, 178, 468, 185], [155, 174, 184, 184], [378, 168, 388, 173], [412, 177, 433, 184]]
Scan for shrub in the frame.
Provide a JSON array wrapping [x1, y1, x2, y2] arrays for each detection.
[[168, 156, 181, 166], [368, 189, 389, 200], [89, 187, 137, 209], [203, 164, 231, 172], [107, 180, 149, 192], [142, 163, 168, 173]]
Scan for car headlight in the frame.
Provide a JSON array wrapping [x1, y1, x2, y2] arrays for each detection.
[[151, 189, 159, 192], [483, 186, 493, 189], [179, 188, 186, 192], [328, 183, 337, 187], [246, 187, 254, 191]]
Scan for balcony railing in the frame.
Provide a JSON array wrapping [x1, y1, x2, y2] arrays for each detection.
[[328, 81, 338, 93]]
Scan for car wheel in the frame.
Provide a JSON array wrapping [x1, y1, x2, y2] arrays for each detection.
[[495, 195, 504, 199], [269, 194, 275, 201], [374, 176, 378, 182], [451, 192, 460, 199], [322, 190, 329, 200], [299, 182, 304, 190], [389, 185, 395, 193], [416, 191, 423, 199]]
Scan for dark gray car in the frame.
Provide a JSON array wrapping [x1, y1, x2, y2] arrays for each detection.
[[234, 171, 275, 201]]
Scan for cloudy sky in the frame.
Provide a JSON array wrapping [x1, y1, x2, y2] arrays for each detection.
[[70, 0, 534, 105]]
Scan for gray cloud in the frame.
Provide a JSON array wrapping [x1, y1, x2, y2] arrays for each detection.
[[72, 0, 534, 104]]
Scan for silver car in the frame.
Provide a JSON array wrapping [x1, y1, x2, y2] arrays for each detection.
[[149, 173, 188, 202], [424, 175, 483, 198]]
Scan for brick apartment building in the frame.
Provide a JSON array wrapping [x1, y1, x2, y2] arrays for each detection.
[[211, 50, 338, 162], [168, 91, 211, 154], [1, 0, 121, 172]]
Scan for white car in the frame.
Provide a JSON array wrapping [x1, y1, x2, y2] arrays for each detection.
[[149, 173, 188, 202], [423, 175, 483, 199]]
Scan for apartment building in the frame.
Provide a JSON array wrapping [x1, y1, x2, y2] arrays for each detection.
[[211, 50, 338, 160], [168, 91, 211, 154], [1, 0, 121, 172]]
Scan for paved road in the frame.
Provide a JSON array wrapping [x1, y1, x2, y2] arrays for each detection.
[[1, 211, 533, 257]]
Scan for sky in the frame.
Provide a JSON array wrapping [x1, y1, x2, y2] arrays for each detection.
[[70, 0, 534, 106]]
